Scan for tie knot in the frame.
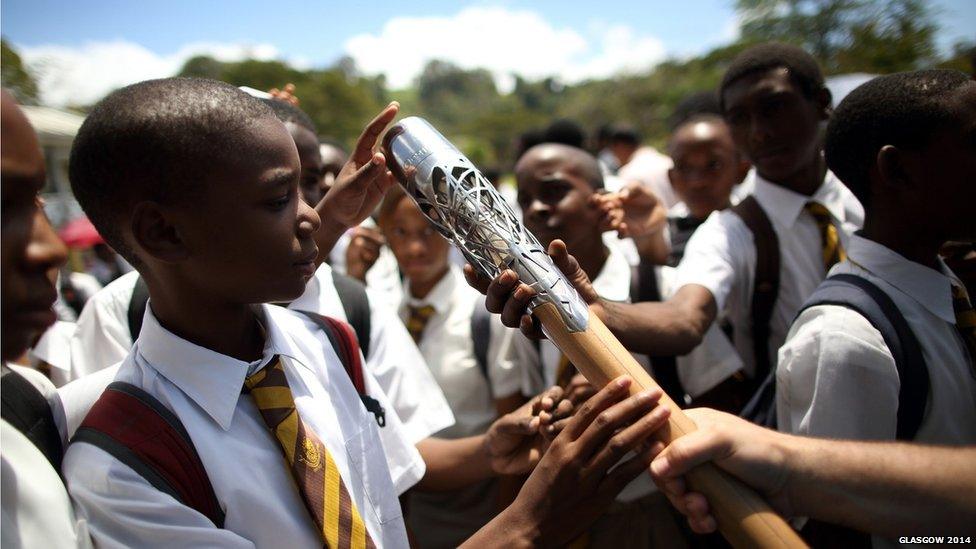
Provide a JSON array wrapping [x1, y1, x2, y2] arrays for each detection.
[[409, 304, 436, 319], [244, 356, 284, 392], [805, 201, 831, 220]]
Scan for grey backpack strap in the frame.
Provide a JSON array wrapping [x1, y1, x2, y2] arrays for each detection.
[[331, 272, 372, 360], [128, 275, 150, 341], [730, 195, 780, 382], [797, 273, 929, 440], [470, 306, 492, 394]]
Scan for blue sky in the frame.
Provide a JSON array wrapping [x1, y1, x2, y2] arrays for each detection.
[[3, 0, 973, 106]]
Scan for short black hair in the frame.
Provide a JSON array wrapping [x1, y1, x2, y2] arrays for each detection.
[[608, 124, 641, 147], [720, 42, 825, 110], [669, 90, 722, 131], [825, 69, 971, 211], [69, 77, 274, 266], [260, 98, 317, 134], [543, 119, 586, 149]]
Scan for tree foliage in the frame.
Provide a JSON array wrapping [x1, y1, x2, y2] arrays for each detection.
[[1, 39, 39, 105]]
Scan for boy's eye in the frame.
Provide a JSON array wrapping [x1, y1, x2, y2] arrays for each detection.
[[267, 193, 291, 210]]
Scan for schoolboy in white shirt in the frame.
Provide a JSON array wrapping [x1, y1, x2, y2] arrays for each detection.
[[378, 186, 504, 547], [62, 77, 671, 549], [477, 44, 864, 414], [777, 70, 976, 446]]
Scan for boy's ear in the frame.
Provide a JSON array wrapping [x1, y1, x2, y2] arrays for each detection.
[[130, 201, 189, 263]]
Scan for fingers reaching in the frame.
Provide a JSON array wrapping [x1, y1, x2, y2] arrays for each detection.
[[352, 102, 399, 167]]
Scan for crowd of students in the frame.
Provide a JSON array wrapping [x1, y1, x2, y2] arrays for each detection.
[[1, 41, 974, 548]]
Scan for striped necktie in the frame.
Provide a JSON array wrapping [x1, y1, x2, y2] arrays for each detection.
[[245, 357, 376, 549], [406, 305, 436, 343], [805, 202, 847, 271], [951, 283, 976, 371]]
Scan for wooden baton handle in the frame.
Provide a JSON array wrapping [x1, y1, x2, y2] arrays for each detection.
[[533, 302, 807, 549]]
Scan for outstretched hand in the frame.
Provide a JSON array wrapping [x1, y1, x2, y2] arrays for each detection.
[[649, 408, 794, 534], [590, 182, 668, 239], [314, 102, 399, 261], [484, 386, 575, 475], [502, 377, 671, 547], [462, 239, 604, 339]]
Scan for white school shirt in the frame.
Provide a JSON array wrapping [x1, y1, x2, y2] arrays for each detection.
[[503, 239, 656, 502], [63, 305, 414, 549], [70, 268, 454, 453], [399, 265, 501, 439], [2, 364, 92, 549], [289, 263, 455, 444], [673, 170, 864, 377], [777, 235, 976, 443], [329, 218, 404, 307]]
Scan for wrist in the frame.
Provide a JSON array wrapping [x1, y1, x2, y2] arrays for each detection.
[[495, 500, 541, 548]]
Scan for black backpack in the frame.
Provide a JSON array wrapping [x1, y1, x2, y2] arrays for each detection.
[[740, 273, 930, 441], [128, 272, 372, 359]]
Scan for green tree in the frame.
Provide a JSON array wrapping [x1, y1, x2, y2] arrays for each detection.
[[1, 39, 39, 105], [736, 0, 938, 73]]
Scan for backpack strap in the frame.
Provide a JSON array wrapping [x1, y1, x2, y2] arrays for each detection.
[[71, 381, 225, 528], [128, 275, 150, 341], [630, 263, 684, 402], [730, 195, 780, 382], [1, 369, 64, 471], [331, 272, 372, 360], [470, 305, 493, 393], [295, 310, 386, 427], [797, 273, 929, 440]]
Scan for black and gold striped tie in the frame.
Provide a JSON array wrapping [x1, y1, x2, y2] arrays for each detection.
[[805, 202, 846, 271], [406, 305, 436, 343], [245, 357, 375, 549], [951, 284, 976, 372]]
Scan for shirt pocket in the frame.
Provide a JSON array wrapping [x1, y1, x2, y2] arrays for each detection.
[[344, 422, 403, 525]]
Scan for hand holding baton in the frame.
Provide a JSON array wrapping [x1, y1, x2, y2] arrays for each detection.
[[383, 117, 806, 549]]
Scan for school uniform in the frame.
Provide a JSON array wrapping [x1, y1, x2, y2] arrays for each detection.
[[1, 364, 91, 548], [69, 267, 455, 455], [500, 239, 690, 548], [777, 235, 976, 443], [63, 304, 417, 548], [289, 263, 455, 444], [397, 265, 503, 548], [673, 170, 864, 377]]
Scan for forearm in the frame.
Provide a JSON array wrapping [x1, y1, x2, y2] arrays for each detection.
[[461, 504, 536, 549], [785, 438, 976, 537], [600, 299, 708, 356], [414, 436, 494, 492], [632, 231, 670, 266]]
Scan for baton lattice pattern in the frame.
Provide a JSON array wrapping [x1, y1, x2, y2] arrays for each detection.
[[406, 162, 543, 280]]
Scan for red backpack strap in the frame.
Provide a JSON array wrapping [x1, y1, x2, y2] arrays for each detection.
[[295, 310, 386, 427], [71, 382, 225, 528]]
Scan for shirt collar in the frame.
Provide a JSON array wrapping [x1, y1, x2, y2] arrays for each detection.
[[752, 169, 849, 228], [845, 234, 957, 323], [403, 265, 460, 315], [137, 303, 305, 430]]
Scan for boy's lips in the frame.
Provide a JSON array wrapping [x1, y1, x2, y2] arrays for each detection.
[[294, 250, 318, 277]]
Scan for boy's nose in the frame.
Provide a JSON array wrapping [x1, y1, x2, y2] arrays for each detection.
[[25, 209, 68, 273]]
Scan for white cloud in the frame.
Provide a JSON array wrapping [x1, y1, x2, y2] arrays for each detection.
[[344, 6, 665, 90], [20, 40, 281, 107]]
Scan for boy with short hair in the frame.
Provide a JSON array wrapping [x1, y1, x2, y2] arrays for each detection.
[[0, 89, 89, 547], [62, 77, 668, 548], [777, 69, 976, 445], [479, 43, 865, 415]]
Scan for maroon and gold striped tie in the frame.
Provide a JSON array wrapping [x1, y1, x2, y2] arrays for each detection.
[[805, 202, 847, 271], [405, 305, 436, 343], [245, 357, 376, 549]]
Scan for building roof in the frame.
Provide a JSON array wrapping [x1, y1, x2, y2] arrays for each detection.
[[22, 105, 85, 146]]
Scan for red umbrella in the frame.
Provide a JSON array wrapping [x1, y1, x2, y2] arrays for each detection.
[[58, 217, 104, 249]]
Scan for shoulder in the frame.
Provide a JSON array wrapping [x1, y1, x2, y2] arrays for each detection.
[[782, 304, 892, 365]]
